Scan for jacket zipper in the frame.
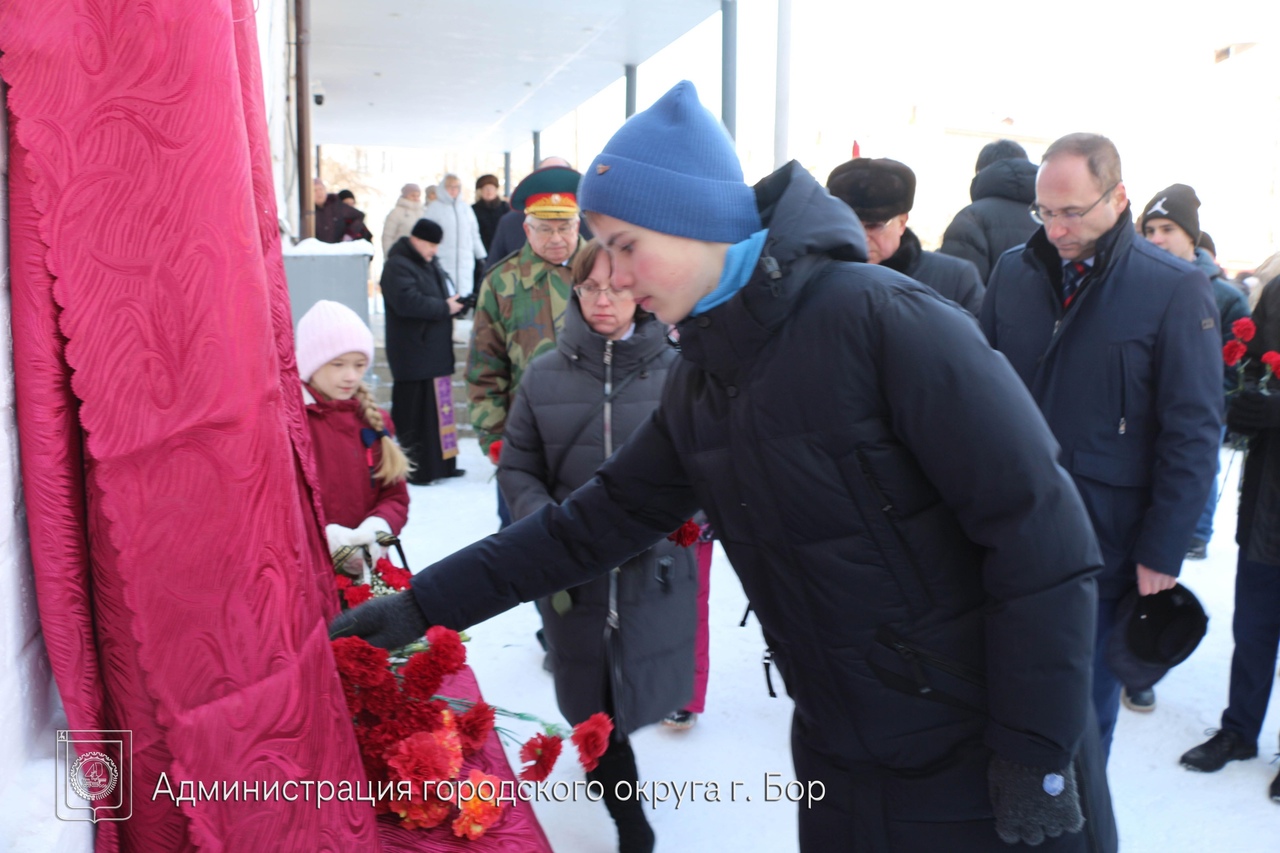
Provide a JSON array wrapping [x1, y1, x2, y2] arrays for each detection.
[[1117, 347, 1127, 435], [854, 449, 934, 613], [601, 341, 625, 733], [603, 341, 614, 457]]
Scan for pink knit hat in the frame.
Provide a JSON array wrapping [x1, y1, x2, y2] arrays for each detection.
[[295, 300, 374, 382]]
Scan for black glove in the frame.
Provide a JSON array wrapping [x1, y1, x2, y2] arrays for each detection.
[[327, 591, 429, 650], [1227, 390, 1280, 434], [988, 755, 1084, 846]]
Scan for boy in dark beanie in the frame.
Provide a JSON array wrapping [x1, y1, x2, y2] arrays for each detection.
[[334, 80, 1117, 853], [1140, 183, 1249, 566]]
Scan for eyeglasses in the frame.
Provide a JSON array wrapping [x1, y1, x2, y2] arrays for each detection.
[[1030, 184, 1118, 226], [530, 222, 578, 238], [573, 283, 630, 301], [860, 215, 900, 233]]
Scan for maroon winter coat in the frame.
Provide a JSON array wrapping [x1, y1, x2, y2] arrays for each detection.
[[303, 384, 409, 533]]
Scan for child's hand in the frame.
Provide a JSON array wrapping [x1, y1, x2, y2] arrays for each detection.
[[325, 523, 359, 553], [352, 517, 390, 547]]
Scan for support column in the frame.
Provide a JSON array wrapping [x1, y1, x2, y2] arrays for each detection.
[[503, 151, 512, 197], [295, 0, 313, 238], [532, 131, 541, 171], [774, 0, 792, 168], [625, 63, 637, 118], [721, 0, 737, 139]]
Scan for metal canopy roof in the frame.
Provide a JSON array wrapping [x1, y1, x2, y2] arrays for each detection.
[[309, 0, 721, 150]]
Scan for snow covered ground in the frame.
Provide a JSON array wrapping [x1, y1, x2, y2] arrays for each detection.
[[397, 439, 1278, 852]]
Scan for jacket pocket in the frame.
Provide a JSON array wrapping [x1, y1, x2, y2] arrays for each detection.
[[1071, 448, 1151, 488], [866, 626, 987, 714]]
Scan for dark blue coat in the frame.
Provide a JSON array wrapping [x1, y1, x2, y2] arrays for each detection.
[[411, 163, 1115, 850], [980, 212, 1221, 597]]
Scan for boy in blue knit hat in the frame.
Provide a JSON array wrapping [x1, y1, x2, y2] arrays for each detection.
[[334, 80, 1117, 853]]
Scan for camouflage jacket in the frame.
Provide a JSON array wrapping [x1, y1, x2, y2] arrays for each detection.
[[466, 238, 586, 454]]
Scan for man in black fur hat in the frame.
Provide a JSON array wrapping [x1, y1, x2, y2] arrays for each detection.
[[828, 157, 984, 316]]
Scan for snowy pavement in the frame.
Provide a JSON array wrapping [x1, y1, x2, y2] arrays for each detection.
[[396, 439, 1277, 852]]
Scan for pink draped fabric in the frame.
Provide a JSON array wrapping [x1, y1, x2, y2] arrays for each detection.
[[2, 1, 371, 849]]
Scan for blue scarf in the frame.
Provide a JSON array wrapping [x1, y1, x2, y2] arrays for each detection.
[[691, 229, 769, 316]]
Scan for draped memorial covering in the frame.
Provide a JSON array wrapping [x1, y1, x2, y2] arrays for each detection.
[[0, 2, 548, 850]]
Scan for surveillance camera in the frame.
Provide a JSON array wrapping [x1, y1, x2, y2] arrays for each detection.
[[313, 92, 324, 106], [311, 81, 325, 107]]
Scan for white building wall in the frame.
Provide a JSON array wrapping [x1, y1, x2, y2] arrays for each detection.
[[0, 91, 94, 853]]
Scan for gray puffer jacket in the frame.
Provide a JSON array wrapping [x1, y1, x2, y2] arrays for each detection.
[[498, 299, 697, 734]]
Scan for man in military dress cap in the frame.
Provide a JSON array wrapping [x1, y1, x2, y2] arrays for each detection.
[[466, 166, 588, 526]]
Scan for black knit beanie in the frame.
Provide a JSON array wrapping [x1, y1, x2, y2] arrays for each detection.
[[1141, 184, 1201, 243]]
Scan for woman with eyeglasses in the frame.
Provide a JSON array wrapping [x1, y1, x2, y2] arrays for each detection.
[[496, 239, 698, 853]]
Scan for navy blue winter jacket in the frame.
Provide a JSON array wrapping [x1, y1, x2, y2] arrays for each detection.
[[980, 210, 1221, 597], [413, 163, 1106, 776]]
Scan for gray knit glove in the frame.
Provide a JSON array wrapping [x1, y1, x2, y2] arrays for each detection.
[[988, 756, 1084, 846], [327, 591, 429, 650]]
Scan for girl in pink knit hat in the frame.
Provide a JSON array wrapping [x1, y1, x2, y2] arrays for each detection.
[[296, 300, 411, 582]]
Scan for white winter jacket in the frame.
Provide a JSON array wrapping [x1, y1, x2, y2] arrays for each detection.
[[423, 194, 486, 296]]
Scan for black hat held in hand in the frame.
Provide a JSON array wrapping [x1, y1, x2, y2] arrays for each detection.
[[1104, 583, 1208, 692]]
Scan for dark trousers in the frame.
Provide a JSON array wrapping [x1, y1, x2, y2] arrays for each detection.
[[1221, 553, 1280, 745], [391, 378, 455, 484], [1090, 596, 1123, 762]]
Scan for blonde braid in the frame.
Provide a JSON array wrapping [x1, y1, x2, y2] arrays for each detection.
[[354, 383, 413, 484]]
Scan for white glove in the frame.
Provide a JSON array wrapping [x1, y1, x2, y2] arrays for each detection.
[[325, 523, 358, 553], [353, 516, 392, 560]]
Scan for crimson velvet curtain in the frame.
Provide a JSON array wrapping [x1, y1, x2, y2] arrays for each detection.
[[1, 1, 374, 849]]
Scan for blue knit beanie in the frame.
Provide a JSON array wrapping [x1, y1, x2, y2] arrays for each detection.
[[578, 80, 761, 243]]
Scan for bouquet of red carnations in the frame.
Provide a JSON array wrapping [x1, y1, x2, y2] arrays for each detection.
[[1223, 317, 1280, 393], [331, 627, 611, 839], [332, 532, 415, 610]]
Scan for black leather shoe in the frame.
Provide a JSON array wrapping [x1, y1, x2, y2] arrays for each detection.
[[1181, 729, 1257, 772], [1186, 538, 1208, 560], [1122, 688, 1156, 713], [1270, 765, 1280, 802], [445, 468, 467, 478]]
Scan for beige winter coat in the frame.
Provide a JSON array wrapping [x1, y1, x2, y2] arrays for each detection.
[[381, 196, 424, 257]]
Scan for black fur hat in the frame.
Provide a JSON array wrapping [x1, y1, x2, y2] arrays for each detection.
[[411, 218, 444, 243], [826, 158, 916, 223], [1104, 583, 1208, 692]]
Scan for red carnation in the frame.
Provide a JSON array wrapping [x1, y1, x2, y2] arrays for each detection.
[[1233, 317, 1257, 342], [518, 732, 563, 782], [456, 702, 496, 756], [488, 439, 503, 466], [377, 558, 413, 590], [1263, 351, 1280, 373], [332, 637, 392, 689], [334, 574, 353, 590], [1224, 340, 1248, 367], [401, 649, 448, 700], [344, 583, 374, 608], [571, 713, 613, 772], [426, 626, 467, 675], [667, 518, 700, 547], [386, 727, 463, 787]]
